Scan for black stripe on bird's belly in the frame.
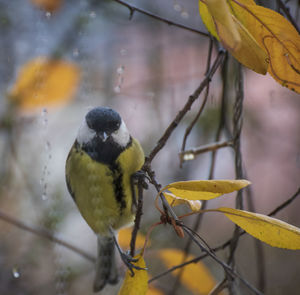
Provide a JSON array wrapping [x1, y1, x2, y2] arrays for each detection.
[[109, 161, 127, 211], [79, 137, 133, 212]]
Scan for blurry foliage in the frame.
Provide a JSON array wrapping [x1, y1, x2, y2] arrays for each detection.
[[9, 57, 80, 112]]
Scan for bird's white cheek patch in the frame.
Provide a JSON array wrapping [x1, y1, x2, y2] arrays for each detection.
[[112, 120, 130, 147], [77, 119, 96, 145]]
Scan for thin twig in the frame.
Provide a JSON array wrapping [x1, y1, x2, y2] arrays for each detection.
[[112, 0, 209, 37], [0, 210, 95, 262], [208, 278, 228, 295], [180, 38, 214, 167], [146, 50, 225, 164], [227, 63, 244, 277], [130, 179, 144, 257], [179, 140, 233, 160], [208, 53, 230, 179], [182, 225, 263, 295]]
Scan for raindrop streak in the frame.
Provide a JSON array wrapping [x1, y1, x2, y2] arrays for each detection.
[[114, 65, 125, 93], [45, 12, 51, 19], [12, 266, 20, 279], [174, 3, 182, 12], [117, 66, 125, 75], [41, 108, 48, 126], [181, 11, 189, 19], [120, 49, 127, 56], [73, 48, 79, 57], [89, 11, 96, 18], [114, 85, 121, 93]]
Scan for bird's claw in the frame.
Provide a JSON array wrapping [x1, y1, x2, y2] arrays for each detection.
[[120, 251, 147, 277], [132, 170, 149, 190]]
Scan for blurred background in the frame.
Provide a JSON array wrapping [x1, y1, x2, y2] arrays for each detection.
[[0, 0, 300, 294]]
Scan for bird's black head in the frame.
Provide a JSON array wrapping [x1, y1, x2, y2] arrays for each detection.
[[76, 107, 131, 164], [85, 107, 121, 137]]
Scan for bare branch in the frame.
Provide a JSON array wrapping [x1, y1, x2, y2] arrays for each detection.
[[145, 49, 225, 164], [179, 140, 233, 161], [112, 0, 209, 37], [0, 209, 95, 263]]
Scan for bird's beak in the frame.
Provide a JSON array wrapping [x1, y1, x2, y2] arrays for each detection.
[[97, 131, 108, 142]]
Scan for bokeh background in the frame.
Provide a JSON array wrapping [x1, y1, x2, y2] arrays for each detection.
[[0, 0, 300, 294]]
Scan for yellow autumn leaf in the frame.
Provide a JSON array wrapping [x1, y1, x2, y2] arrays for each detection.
[[118, 227, 148, 250], [216, 207, 300, 249], [164, 192, 202, 212], [199, 0, 218, 38], [159, 248, 216, 294], [147, 286, 164, 295], [230, 0, 300, 93], [9, 57, 80, 111], [118, 253, 148, 295], [163, 179, 250, 201], [199, 0, 268, 74], [199, 0, 256, 39], [206, 0, 241, 51], [31, 0, 62, 13]]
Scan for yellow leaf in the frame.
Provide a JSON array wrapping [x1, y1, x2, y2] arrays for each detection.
[[199, 0, 219, 39], [118, 227, 147, 250], [9, 57, 80, 111], [159, 248, 216, 294], [147, 286, 164, 295], [118, 253, 148, 295], [164, 179, 250, 201], [199, 0, 268, 74], [31, 0, 62, 13], [164, 192, 202, 212], [230, 14, 268, 74], [199, 0, 256, 40], [206, 0, 241, 51], [230, 0, 300, 93], [216, 207, 300, 249]]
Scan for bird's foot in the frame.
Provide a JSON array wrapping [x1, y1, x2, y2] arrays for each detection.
[[120, 251, 147, 276], [132, 170, 148, 190]]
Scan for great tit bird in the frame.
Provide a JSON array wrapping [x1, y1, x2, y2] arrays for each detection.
[[65, 107, 145, 292]]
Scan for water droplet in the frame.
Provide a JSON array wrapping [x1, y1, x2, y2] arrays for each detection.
[[120, 49, 127, 56], [42, 194, 47, 201], [181, 11, 189, 19], [12, 266, 20, 278], [117, 66, 125, 75], [146, 91, 155, 99], [72, 48, 79, 57], [173, 3, 182, 12], [41, 108, 48, 116], [114, 86, 121, 93], [45, 12, 51, 19], [45, 141, 51, 151], [183, 153, 195, 161], [89, 11, 96, 18]]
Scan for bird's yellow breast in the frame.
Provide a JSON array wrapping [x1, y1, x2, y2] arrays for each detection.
[[66, 138, 144, 235]]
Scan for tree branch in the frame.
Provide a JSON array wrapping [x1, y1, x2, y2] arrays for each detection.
[[112, 0, 209, 37], [145, 49, 225, 164], [0, 209, 95, 263]]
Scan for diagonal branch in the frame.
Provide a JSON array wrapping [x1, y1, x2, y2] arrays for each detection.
[[0, 209, 95, 263], [112, 0, 209, 37], [145, 49, 225, 164]]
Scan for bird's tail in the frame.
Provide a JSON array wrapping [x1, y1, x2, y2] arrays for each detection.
[[93, 235, 119, 292]]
